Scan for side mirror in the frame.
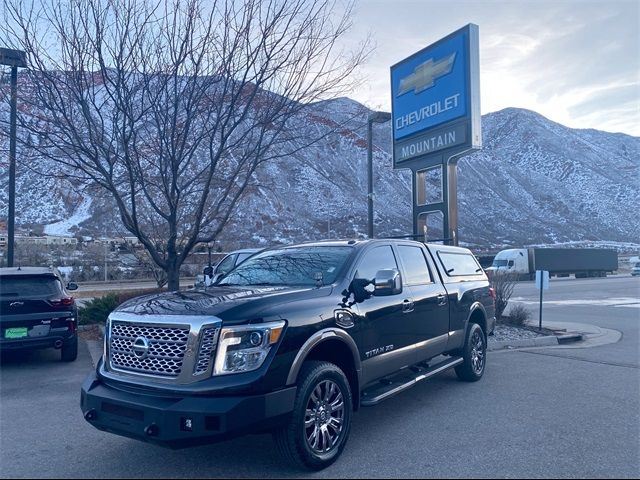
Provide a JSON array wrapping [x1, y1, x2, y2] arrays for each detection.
[[203, 266, 214, 277], [204, 271, 223, 287], [66, 282, 79, 291], [373, 269, 402, 296]]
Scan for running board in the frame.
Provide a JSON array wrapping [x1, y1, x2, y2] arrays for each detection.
[[361, 357, 463, 407]]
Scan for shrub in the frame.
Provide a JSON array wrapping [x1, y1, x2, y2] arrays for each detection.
[[78, 288, 165, 325], [491, 271, 518, 321], [505, 303, 531, 327], [78, 294, 119, 325]]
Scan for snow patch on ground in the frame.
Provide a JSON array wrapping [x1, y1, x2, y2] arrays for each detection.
[[44, 196, 93, 236]]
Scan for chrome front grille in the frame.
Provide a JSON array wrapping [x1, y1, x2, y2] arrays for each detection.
[[109, 321, 190, 377], [193, 326, 220, 375]]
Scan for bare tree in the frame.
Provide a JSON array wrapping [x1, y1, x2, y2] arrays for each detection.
[[2, 0, 368, 289], [122, 242, 168, 288], [491, 270, 518, 322]]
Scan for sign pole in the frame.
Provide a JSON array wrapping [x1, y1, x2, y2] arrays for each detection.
[[535, 269, 549, 330], [539, 279, 543, 330]]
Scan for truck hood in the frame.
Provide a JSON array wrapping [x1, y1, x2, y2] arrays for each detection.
[[114, 284, 332, 322]]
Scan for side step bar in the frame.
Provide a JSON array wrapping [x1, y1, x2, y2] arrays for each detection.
[[361, 356, 463, 407]]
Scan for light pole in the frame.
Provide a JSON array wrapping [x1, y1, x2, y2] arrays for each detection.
[[367, 111, 391, 239], [207, 241, 215, 269], [1, 48, 27, 268]]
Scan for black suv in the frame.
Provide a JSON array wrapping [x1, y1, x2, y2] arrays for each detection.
[[82, 240, 495, 469], [0, 267, 79, 361]]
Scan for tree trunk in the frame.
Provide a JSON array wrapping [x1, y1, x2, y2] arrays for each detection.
[[166, 257, 181, 291]]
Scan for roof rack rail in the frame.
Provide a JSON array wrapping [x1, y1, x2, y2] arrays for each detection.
[[381, 234, 455, 244]]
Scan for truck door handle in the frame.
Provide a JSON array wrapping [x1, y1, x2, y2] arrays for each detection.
[[437, 294, 447, 306], [402, 299, 414, 313]]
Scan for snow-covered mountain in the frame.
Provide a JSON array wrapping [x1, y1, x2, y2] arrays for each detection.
[[1, 94, 638, 250]]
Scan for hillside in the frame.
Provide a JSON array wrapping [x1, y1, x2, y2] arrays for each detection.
[[1, 91, 638, 250]]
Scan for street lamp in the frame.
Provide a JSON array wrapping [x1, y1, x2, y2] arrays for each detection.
[[207, 241, 215, 269], [1, 48, 27, 268], [367, 111, 391, 239]]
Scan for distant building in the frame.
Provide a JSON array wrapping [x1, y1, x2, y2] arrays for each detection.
[[14, 235, 78, 246], [94, 236, 141, 248], [123, 236, 141, 247]]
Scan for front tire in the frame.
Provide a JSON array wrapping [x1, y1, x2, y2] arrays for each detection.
[[273, 361, 352, 470], [455, 323, 486, 382]]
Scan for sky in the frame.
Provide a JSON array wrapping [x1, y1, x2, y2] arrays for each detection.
[[342, 0, 639, 136]]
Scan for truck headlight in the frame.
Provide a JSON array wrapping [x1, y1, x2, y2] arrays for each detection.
[[213, 321, 285, 375]]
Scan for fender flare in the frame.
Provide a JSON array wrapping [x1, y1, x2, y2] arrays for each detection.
[[286, 328, 361, 386], [465, 301, 487, 333]]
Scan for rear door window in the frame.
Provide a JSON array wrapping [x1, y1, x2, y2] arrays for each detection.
[[437, 252, 483, 276], [0, 276, 62, 297], [397, 246, 432, 285]]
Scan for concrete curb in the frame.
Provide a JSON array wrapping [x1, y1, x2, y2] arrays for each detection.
[[84, 339, 103, 367], [488, 319, 622, 351], [488, 334, 560, 351], [79, 325, 106, 367]]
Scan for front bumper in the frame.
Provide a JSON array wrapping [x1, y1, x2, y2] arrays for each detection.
[[80, 371, 297, 448]]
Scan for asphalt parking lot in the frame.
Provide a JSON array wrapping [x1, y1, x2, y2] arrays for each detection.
[[1, 276, 639, 478]]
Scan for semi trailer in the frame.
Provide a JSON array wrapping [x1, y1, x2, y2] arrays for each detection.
[[487, 248, 618, 280]]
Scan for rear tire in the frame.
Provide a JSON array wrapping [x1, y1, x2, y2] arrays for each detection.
[[273, 361, 352, 470], [455, 323, 486, 382], [61, 337, 78, 362]]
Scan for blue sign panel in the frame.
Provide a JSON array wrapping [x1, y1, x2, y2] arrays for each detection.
[[391, 30, 468, 141]]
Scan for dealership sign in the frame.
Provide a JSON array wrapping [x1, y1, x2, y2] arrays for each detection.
[[391, 24, 481, 167]]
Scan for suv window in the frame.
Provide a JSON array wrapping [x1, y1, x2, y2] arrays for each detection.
[[437, 252, 482, 276], [236, 252, 253, 264], [215, 254, 237, 275], [397, 246, 432, 285], [0, 276, 62, 297], [354, 245, 398, 280]]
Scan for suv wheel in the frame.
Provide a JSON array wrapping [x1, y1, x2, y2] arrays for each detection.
[[61, 337, 78, 362], [455, 322, 486, 382], [273, 361, 352, 470]]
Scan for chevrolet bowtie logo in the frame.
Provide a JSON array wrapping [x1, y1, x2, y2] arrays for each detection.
[[397, 52, 456, 97]]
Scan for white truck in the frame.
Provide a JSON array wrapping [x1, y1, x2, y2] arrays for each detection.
[[487, 248, 618, 280]]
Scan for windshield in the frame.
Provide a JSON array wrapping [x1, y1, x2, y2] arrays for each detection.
[[492, 259, 508, 267], [218, 246, 353, 287]]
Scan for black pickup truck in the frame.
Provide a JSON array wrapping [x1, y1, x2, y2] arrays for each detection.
[[81, 239, 495, 470]]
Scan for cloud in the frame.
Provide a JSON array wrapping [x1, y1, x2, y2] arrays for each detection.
[[345, 0, 639, 136]]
